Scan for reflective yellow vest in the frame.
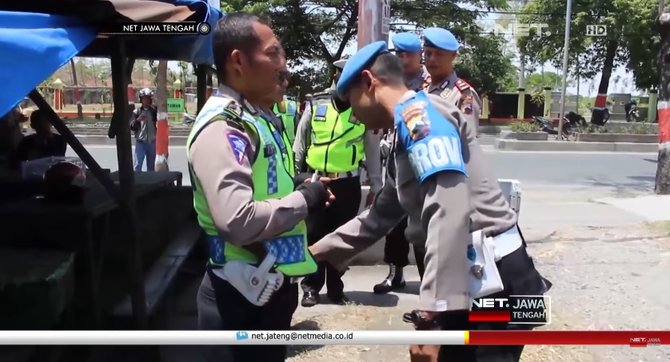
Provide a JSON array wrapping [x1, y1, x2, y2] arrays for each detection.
[[305, 98, 365, 173], [273, 99, 298, 145], [186, 95, 317, 277]]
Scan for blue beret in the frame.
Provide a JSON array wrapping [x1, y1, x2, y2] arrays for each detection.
[[392, 32, 422, 53], [336, 41, 388, 96], [423, 27, 460, 52]]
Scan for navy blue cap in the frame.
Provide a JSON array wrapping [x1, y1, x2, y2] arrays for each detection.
[[336, 41, 388, 96], [392, 32, 422, 53], [423, 27, 460, 52]]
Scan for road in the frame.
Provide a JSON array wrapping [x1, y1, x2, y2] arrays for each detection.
[[69, 144, 658, 191], [65, 145, 670, 362]]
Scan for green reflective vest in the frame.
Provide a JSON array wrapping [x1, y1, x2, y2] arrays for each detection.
[[305, 98, 366, 173], [186, 95, 317, 277], [273, 99, 298, 146]]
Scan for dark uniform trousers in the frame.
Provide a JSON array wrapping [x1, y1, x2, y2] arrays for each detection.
[[383, 217, 426, 276], [197, 266, 298, 362], [301, 175, 362, 298], [436, 232, 551, 362]]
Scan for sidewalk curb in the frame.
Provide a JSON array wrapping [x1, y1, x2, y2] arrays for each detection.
[[76, 135, 188, 146], [495, 139, 659, 153]]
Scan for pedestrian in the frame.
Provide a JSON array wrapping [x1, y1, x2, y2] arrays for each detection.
[[373, 32, 432, 294], [130, 88, 157, 171], [188, 13, 334, 362], [293, 57, 383, 307], [309, 41, 551, 362], [423, 27, 483, 137]]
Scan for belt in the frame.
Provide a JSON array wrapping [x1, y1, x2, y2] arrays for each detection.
[[489, 225, 523, 262], [209, 264, 300, 284], [318, 169, 359, 179]]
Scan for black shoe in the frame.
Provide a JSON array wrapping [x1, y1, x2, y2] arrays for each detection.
[[328, 293, 350, 305], [373, 264, 406, 294], [301, 290, 319, 307]]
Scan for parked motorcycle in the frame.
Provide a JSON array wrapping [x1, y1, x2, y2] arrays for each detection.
[[625, 100, 641, 122], [182, 112, 196, 125]]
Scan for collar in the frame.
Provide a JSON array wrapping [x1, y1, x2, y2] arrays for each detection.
[[217, 84, 259, 115]]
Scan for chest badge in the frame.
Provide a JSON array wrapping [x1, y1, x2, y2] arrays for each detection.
[[401, 101, 431, 140]]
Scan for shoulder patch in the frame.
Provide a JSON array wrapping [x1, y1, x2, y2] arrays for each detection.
[[460, 94, 474, 115], [226, 130, 250, 165], [395, 93, 467, 183], [400, 101, 431, 140], [455, 79, 471, 92]]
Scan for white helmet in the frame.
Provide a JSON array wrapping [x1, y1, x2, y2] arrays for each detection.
[[333, 55, 350, 69], [138, 88, 154, 99]]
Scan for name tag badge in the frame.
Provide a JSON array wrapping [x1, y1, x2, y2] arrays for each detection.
[[313, 104, 328, 121]]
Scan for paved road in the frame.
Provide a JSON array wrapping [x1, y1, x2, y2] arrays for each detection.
[[70, 144, 658, 190]]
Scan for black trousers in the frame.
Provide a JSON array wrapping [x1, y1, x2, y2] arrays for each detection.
[[301, 175, 362, 297], [436, 243, 551, 362], [197, 267, 298, 362], [383, 217, 425, 276]]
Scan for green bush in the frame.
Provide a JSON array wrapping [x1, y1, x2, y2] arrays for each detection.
[[607, 122, 657, 135], [510, 121, 540, 133]]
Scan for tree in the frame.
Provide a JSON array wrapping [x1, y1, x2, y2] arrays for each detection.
[[517, 0, 658, 123], [656, 7, 670, 194], [221, 0, 513, 94], [456, 34, 517, 96]]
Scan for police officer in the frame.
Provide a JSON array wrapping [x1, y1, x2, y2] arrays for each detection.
[[260, 58, 293, 143], [373, 32, 430, 294], [293, 57, 383, 307], [189, 13, 334, 362], [273, 92, 299, 145], [423, 27, 483, 137], [309, 41, 551, 362]]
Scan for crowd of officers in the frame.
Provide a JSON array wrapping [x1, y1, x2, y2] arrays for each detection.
[[187, 12, 551, 362]]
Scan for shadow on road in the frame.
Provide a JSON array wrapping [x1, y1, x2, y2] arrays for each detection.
[[337, 291, 400, 307], [586, 176, 654, 195], [385, 281, 420, 296], [288, 320, 323, 357]]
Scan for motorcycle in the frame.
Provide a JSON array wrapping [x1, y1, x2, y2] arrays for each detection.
[[182, 112, 196, 125], [532, 111, 586, 140], [625, 100, 641, 122]]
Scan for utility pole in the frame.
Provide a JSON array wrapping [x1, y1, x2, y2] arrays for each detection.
[[656, 0, 670, 193], [556, 0, 573, 139], [358, 0, 389, 48]]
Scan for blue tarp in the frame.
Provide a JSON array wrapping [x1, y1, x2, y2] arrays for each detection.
[[0, 0, 224, 119], [0, 12, 97, 119]]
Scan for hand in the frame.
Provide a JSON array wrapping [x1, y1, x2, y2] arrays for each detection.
[[365, 191, 375, 207], [419, 310, 441, 322], [304, 176, 335, 208]]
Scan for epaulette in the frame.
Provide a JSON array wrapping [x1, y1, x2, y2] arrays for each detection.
[[455, 79, 471, 92]]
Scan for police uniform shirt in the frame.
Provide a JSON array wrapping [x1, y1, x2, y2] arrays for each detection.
[[427, 72, 482, 133], [188, 84, 309, 247], [310, 91, 517, 312], [405, 65, 431, 92], [292, 91, 384, 194]]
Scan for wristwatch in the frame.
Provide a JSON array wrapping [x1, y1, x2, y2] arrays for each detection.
[[403, 309, 441, 330]]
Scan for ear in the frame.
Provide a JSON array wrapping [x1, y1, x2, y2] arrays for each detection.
[[230, 49, 244, 74], [360, 70, 375, 92]]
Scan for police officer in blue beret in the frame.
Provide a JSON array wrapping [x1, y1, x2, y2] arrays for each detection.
[[372, 32, 431, 295], [423, 27, 483, 137], [308, 41, 551, 362]]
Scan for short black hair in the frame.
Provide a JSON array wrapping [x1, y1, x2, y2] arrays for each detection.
[[369, 53, 405, 85], [212, 12, 271, 82], [350, 52, 405, 90]]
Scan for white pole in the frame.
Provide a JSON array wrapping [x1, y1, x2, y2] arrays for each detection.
[[557, 0, 573, 139]]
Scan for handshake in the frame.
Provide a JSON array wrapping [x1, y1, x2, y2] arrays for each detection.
[[294, 172, 336, 213]]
